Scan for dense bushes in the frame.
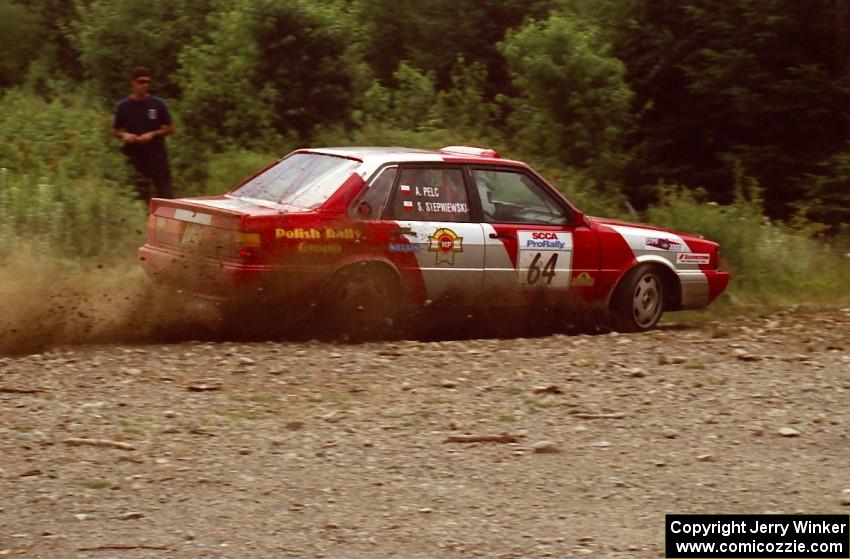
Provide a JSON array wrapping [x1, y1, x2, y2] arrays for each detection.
[[646, 188, 850, 303], [0, 89, 144, 258]]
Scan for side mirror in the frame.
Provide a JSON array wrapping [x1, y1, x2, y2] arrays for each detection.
[[572, 210, 586, 228]]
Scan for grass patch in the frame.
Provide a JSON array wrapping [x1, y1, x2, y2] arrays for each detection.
[[229, 393, 277, 404], [220, 409, 276, 421], [83, 479, 113, 490], [521, 396, 556, 408], [647, 188, 850, 306]]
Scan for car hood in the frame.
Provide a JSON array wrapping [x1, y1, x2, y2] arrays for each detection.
[[587, 216, 700, 241]]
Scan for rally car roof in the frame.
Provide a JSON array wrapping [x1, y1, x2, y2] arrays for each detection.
[[302, 146, 527, 168]]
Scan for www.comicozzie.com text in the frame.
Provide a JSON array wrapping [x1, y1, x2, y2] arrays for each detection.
[[669, 518, 848, 538]]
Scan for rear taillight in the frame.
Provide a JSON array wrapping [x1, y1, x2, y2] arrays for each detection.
[[232, 231, 262, 260]]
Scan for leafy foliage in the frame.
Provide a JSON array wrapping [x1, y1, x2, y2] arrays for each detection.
[[0, 2, 47, 88], [71, 0, 213, 101], [646, 187, 850, 301], [356, 0, 553, 94], [0, 89, 144, 258], [499, 15, 633, 177], [615, 0, 850, 222], [177, 0, 356, 148]]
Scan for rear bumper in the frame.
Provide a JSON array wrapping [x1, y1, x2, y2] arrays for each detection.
[[138, 244, 324, 303], [138, 245, 264, 301]]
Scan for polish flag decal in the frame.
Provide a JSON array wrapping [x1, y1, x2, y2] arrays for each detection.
[[400, 184, 412, 195], [403, 200, 414, 211]]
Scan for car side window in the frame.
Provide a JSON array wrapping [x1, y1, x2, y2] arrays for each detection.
[[349, 166, 397, 219], [384, 167, 471, 222], [471, 169, 568, 225]]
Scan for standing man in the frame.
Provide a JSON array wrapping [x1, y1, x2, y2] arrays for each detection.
[[113, 67, 175, 201]]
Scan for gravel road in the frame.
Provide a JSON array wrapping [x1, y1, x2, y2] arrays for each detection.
[[1, 308, 849, 558]]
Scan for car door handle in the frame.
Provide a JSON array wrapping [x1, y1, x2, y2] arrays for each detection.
[[489, 232, 514, 240], [391, 228, 417, 237]]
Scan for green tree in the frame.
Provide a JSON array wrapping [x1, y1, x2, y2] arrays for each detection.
[[356, 0, 553, 96], [798, 150, 850, 229], [176, 4, 279, 150], [0, 3, 48, 88], [499, 15, 633, 175], [176, 0, 356, 147], [433, 59, 499, 135], [71, 0, 213, 102], [615, 0, 850, 220]]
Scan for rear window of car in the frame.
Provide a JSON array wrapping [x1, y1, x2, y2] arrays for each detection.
[[232, 153, 360, 208]]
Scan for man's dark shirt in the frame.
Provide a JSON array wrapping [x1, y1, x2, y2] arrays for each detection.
[[113, 96, 172, 157]]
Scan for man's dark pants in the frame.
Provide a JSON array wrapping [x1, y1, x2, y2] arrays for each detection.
[[127, 149, 173, 202]]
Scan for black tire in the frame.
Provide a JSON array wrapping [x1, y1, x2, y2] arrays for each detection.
[[322, 265, 400, 341], [611, 264, 666, 332]]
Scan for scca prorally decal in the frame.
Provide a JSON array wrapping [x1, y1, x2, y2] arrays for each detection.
[[517, 231, 573, 289], [520, 231, 570, 250], [676, 252, 710, 264], [428, 227, 463, 265], [646, 237, 682, 251]]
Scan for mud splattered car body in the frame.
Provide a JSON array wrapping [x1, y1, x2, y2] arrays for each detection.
[[138, 146, 729, 333]]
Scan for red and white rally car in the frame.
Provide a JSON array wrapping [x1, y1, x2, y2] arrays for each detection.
[[139, 146, 729, 336]]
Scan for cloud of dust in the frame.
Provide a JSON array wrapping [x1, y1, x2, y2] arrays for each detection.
[[0, 251, 619, 355], [0, 251, 221, 355]]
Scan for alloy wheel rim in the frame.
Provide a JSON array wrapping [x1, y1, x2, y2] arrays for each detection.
[[632, 274, 661, 327]]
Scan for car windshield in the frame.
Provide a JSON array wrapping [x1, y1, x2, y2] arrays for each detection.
[[232, 153, 360, 208]]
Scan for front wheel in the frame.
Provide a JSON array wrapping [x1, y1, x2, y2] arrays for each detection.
[[611, 264, 665, 332]]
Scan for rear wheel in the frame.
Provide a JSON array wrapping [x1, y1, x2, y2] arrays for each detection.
[[322, 265, 400, 341], [611, 264, 665, 332]]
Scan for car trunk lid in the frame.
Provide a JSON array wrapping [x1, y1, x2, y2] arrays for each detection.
[[146, 196, 287, 261]]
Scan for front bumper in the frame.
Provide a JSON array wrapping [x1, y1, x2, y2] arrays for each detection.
[[705, 270, 730, 304], [679, 269, 731, 309]]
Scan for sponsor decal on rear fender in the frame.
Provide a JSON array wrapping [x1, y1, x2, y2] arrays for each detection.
[[388, 242, 423, 253], [677, 252, 710, 265], [275, 227, 362, 241], [297, 243, 342, 254]]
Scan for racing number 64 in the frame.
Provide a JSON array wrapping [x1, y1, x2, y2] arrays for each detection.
[[526, 252, 558, 285]]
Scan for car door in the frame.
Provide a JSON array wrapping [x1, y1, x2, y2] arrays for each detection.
[[470, 167, 599, 305], [381, 164, 486, 304]]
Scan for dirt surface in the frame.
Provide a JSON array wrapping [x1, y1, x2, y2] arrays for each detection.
[[1, 308, 849, 558]]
